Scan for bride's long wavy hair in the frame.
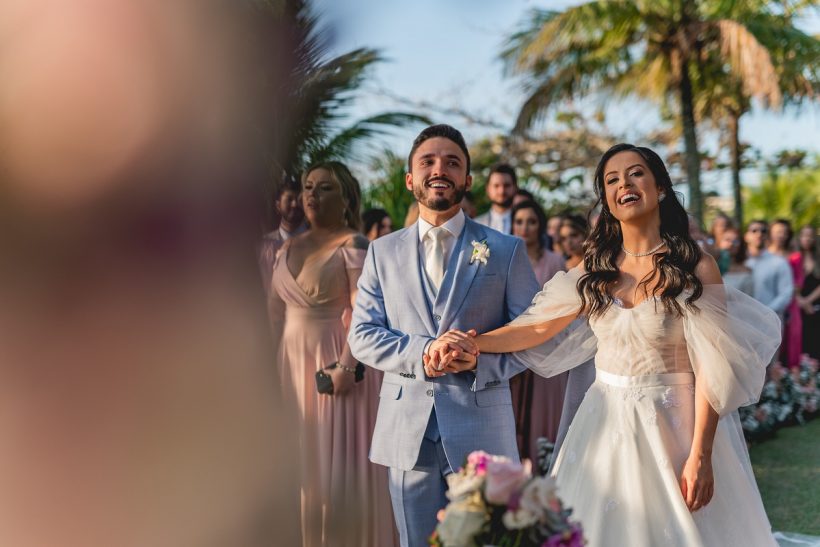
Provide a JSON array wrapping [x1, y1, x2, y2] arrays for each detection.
[[578, 144, 703, 318]]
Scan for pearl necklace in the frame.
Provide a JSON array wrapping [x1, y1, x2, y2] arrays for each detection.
[[622, 240, 666, 257]]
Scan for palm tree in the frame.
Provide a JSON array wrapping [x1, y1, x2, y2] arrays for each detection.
[[360, 150, 416, 227], [501, 0, 797, 226], [744, 165, 820, 228], [265, 0, 428, 181], [696, 3, 820, 226]]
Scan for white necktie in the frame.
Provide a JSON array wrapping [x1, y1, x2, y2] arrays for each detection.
[[426, 227, 450, 291]]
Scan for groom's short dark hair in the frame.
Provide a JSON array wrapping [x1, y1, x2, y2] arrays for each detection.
[[407, 124, 471, 175]]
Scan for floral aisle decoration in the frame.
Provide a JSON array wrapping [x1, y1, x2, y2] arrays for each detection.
[[429, 451, 584, 547], [739, 355, 819, 443]]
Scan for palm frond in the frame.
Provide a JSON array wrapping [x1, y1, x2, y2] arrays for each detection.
[[310, 112, 431, 165], [715, 19, 783, 107]]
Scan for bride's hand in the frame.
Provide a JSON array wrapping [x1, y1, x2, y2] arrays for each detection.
[[430, 330, 478, 358], [679, 453, 714, 512], [434, 330, 478, 366]]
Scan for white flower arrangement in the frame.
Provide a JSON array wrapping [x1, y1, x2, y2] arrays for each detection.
[[470, 240, 490, 266], [431, 451, 584, 547]]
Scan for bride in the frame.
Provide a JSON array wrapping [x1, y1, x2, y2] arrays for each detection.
[[427, 144, 780, 546]]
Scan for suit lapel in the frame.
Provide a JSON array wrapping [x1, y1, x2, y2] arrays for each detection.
[[437, 219, 485, 333], [397, 224, 437, 335]]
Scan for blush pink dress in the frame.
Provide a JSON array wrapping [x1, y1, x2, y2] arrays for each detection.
[[510, 247, 568, 464], [271, 239, 397, 547]]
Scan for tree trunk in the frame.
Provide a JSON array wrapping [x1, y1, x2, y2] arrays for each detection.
[[678, 61, 703, 227], [728, 112, 744, 228]]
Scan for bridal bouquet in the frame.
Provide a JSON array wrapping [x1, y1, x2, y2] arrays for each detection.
[[429, 451, 584, 547]]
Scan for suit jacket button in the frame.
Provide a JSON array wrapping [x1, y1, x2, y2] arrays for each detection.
[[433, 314, 441, 321], [426, 389, 434, 397]]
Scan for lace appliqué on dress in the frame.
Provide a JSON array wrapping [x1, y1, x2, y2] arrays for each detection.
[[644, 407, 658, 426], [623, 387, 645, 402], [662, 387, 682, 408], [604, 497, 618, 513]]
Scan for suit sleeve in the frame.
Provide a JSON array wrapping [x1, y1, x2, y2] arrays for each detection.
[[347, 244, 432, 376], [473, 239, 540, 388]]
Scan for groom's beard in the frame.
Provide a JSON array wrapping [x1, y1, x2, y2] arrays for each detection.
[[414, 176, 466, 212]]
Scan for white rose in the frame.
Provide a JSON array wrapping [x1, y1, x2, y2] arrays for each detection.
[[446, 472, 484, 501], [437, 505, 485, 547], [502, 507, 539, 530], [519, 476, 559, 521]]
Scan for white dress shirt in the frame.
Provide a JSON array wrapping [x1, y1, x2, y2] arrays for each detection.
[[418, 209, 466, 293], [488, 209, 511, 234]]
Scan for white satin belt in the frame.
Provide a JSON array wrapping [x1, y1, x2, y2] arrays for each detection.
[[595, 369, 695, 388]]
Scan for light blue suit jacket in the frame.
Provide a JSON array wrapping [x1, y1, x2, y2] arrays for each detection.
[[348, 217, 539, 471]]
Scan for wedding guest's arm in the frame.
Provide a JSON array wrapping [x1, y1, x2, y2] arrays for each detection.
[[680, 254, 722, 512], [348, 242, 433, 378], [797, 283, 820, 314], [328, 235, 370, 394], [769, 258, 794, 314]]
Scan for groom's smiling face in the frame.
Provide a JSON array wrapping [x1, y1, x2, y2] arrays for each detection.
[[406, 137, 472, 212]]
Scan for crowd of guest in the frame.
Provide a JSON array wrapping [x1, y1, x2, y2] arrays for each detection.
[[262, 158, 818, 546], [709, 216, 820, 365]]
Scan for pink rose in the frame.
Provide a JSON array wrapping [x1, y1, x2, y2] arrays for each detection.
[[467, 450, 491, 476], [484, 459, 531, 505]]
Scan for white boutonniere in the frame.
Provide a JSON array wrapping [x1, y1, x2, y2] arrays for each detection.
[[470, 240, 490, 266]]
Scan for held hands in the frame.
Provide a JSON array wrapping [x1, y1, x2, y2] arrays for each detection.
[[423, 329, 479, 378], [679, 452, 714, 512]]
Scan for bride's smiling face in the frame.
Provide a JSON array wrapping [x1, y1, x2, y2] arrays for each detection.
[[602, 151, 663, 222]]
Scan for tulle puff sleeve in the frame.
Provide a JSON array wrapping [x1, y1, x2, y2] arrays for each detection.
[[683, 284, 781, 416], [507, 268, 598, 378]]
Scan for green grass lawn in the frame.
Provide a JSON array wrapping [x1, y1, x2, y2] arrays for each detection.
[[750, 418, 820, 534]]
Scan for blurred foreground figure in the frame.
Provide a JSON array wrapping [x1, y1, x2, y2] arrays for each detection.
[[0, 1, 298, 546]]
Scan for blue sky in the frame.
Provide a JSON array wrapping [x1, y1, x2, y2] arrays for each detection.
[[313, 0, 820, 197]]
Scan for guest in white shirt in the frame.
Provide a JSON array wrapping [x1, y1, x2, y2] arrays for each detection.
[[744, 219, 794, 317], [474, 163, 518, 233]]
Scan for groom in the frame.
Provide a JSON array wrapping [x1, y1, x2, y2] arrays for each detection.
[[348, 124, 540, 546]]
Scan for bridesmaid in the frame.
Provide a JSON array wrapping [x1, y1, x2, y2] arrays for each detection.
[[508, 200, 567, 465], [270, 161, 397, 546]]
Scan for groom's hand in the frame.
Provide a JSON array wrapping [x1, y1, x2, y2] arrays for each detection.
[[434, 330, 478, 369], [424, 330, 478, 377], [442, 351, 477, 373], [423, 350, 477, 376], [428, 330, 478, 360]]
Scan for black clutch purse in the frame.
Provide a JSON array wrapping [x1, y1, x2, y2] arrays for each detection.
[[315, 362, 365, 395]]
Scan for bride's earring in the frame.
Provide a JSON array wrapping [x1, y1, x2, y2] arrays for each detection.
[[658, 192, 666, 202]]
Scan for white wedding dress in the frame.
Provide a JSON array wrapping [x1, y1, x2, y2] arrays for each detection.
[[510, 267, 783, 547]]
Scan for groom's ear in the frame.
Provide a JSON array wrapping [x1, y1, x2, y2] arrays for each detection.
[[465, 174, 473, 191], [405, 172, 414, 191]]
